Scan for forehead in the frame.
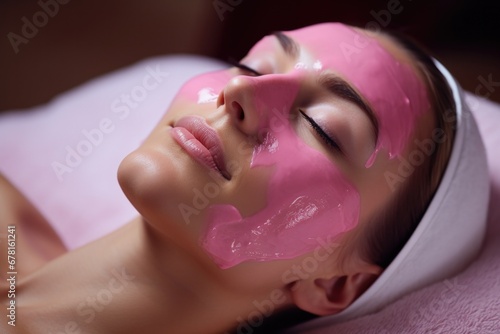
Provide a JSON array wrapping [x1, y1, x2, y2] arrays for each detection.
[[248, 23, 430, 165]]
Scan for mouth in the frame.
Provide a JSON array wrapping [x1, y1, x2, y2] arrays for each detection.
[[171, 116, 231, 180]]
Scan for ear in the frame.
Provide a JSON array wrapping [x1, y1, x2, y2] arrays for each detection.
[[289, 263, 382, 316]]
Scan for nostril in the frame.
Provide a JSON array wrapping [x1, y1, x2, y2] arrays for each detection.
[[216, 91, 225, 108], [232, 101, 244, 121]]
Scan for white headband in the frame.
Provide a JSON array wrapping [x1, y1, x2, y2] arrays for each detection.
[[290, 59, 490, 331]]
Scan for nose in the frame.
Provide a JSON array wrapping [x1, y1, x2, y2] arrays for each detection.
[[217, 74, 301, 137]]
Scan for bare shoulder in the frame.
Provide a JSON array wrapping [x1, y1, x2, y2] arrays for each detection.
[[0, 173, 67, 281]]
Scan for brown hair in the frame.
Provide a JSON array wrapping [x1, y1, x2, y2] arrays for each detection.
[[355, 32, 457, 269]]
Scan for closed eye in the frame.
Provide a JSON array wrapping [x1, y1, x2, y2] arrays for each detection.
[[228, 59, 263, 76], [300, 110, 342, 153]]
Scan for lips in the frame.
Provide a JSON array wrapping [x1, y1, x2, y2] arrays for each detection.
[[171, 116, 230, 180]]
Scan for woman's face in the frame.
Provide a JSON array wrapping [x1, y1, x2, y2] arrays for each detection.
[[118, 23, 433, 286]]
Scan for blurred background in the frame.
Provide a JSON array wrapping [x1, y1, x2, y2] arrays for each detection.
[[1, 0, 499, 111]]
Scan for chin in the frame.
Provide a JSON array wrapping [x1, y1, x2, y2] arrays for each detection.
[[118, 147, 211, 241]]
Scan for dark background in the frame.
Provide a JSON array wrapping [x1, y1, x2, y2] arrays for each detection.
[[1, 0, 499, 111]]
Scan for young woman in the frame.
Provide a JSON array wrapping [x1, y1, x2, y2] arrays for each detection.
[[1, 22, 460, 333]]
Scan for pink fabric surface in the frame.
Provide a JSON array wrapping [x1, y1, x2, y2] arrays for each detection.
[[294, 93, 500, 333]]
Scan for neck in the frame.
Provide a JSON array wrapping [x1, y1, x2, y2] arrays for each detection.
[[19, 218, 288, 334]]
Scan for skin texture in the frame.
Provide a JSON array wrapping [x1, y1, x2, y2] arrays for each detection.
[[0, 23, 436, 334]]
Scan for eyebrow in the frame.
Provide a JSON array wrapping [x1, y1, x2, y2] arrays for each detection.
[[272, 32, 379, 142], [319, 74, 379, 142], [272, 32, 300, 58]]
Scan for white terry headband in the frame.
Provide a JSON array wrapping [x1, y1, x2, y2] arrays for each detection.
[[290, 59, 490, 331]]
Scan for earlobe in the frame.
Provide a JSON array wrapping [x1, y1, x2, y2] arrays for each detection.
[[289, 264, 382, 316]]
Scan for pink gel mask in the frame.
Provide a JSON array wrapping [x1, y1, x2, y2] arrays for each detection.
[[201, 73, 360, 268], [174, 23, 429, 268], [283, 23, 430, 166]]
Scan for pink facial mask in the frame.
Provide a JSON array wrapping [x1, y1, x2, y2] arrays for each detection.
[[202, 72, 360, 268], [284, 23, 430, 166], [175, 23, 429, 269]]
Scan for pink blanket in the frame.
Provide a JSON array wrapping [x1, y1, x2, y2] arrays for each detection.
[[1, 56, 499, 332]]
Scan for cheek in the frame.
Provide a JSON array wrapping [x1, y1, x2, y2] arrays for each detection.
[[175, 70, 231, 104], [201, 118, 360, 269]]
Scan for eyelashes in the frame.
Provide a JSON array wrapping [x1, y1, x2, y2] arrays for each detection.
[[300, 110, 342, 153], [229, 59, 342, 153], [229, 59, 263, 76]]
